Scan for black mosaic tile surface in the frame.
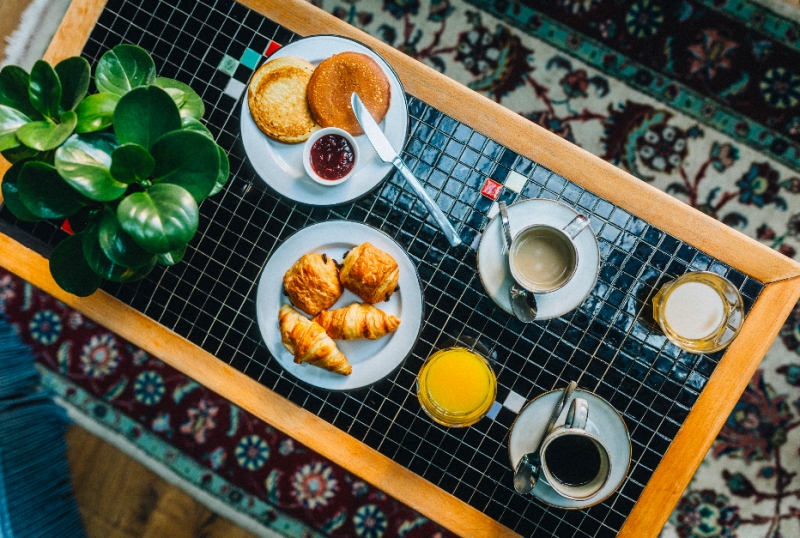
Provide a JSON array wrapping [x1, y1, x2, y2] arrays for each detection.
[[0, 0, 765, 536]]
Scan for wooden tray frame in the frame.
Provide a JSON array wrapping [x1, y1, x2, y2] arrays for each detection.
[[1, 0, 799, 536]]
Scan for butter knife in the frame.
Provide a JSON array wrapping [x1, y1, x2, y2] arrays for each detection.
[[351, 92, 462, 248]]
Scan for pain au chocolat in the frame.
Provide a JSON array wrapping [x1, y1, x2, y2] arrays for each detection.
[[306, 52, 391, 136], [247, 56, 321, 143]]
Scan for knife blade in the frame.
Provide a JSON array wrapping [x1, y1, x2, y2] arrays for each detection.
[[351, 92, 462, 248]]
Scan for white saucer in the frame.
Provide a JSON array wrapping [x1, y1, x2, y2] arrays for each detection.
[[255, 221, 424, 391], [508, 388, 631, 509], [477, 198, 600, 320], [240, 35, 408, 206]]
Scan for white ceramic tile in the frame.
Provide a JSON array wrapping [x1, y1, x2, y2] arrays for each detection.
[[505, 171, 527, 193], [503, 390, 527, 413], [224, 78, 246, 99]]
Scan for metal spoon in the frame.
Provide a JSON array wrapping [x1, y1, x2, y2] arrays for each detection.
[[499, 201, 537, 322], [513, 381, 577, 494]]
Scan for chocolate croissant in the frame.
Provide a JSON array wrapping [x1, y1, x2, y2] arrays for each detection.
[[313, 303, 401, 340], [339, 242, 399, 304], [279, 304, 352, 376], [283, 252, 343, 316]]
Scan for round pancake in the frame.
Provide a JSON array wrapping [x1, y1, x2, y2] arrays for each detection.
[[306, 52, 391, 136], [248, 56, 321, 144]]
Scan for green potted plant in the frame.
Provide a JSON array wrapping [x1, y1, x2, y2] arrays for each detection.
[[0, 44, 229, 297]]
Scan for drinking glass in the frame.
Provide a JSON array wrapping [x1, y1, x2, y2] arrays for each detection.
[[416, 338, 497, 427], [652, 271, 743, 354]]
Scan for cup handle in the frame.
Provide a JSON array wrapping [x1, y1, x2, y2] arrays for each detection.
[[565, 398, 589, 430], [562, 214, 590, 239]]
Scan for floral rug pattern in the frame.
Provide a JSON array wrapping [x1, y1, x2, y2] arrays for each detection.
[[0, 268, 452, 538], [2, 0, 800, 536], [312, 0, 800, 536]]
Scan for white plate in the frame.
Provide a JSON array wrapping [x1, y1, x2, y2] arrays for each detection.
[[255, 221, 423, 390], [508, 388, 631, 509], [477, 198, 600, 320], [240, 35, 408, 206]]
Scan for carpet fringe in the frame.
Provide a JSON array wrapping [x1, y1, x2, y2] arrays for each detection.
[[0, 318, 86, 538], [1, 0, 73, 70]]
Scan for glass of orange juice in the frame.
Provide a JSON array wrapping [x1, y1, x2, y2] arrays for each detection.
[[416, 340, 497, 427]]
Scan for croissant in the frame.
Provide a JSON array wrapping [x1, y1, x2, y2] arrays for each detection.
[[313, 303, 401, 340], [339, 242, 399, 304], [279, 304, 352, 376], [283, 252, 343, 316]]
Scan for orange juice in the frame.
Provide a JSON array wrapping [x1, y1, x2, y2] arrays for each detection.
[[417, 347, 497, 427]]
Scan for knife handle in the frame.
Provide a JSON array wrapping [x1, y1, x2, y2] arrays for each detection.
[[393, 156, 462, 248]]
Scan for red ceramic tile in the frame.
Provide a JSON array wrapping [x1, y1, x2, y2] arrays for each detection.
[[265, 40, 282, 56], [481, 178, 503, 200], [61, 219, 74, 235]]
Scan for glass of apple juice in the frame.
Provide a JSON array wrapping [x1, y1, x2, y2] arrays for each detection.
[[652, 271, 744, 354]]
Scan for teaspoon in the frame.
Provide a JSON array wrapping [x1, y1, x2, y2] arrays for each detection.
[[513, 381, 577, 494], [499, 202, 537, 322]]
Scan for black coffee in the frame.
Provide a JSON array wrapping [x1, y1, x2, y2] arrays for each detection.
[[543, 434, 601, 486]]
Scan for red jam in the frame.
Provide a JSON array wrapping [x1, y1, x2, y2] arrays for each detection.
[[310, 134, 355, 180]]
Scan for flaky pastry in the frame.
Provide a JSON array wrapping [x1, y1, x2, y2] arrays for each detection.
[[339, 242, 399, 304], [283, 252, 343, 316]]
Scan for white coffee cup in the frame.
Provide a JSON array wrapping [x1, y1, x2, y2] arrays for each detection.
[[508, 214, 590, 294], [539, 398, 612, 500]]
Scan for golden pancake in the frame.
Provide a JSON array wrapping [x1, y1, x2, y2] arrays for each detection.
[[306, 52, 391, 136], [247, 56, 321, 144]]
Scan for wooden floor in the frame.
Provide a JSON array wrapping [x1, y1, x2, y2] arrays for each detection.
[[0, 0, 30, 61], [66, 425, 259, 538], [1, 1, 259, 535]]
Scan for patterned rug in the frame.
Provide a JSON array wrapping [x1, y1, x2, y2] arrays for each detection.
[[310, 1, 800, 537], [3, 0, 800, 537], [0, 266, 454, 538]]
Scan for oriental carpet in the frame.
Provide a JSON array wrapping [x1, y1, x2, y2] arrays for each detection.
[[313, 1, 800, 537], [2, 0, 800, 537]]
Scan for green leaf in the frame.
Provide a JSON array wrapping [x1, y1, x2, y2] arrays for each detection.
[[95, 44, 156, 96], [181, 117, 213, 139], [1, 160, 41, 221], [117, 183, 198, 254], [1, 144, 39, 164], [98, 207, 157, 268], [110, 143, 155, 184], [111, 256, 157, 282], [75, 92, 120, 133], [114, 85, 181, 150], [17, 161, 87, 219], [64, 205, 101, 234], [162, 87, 187, 108], [155, 77, 205, 120], [2, 144, 41, 164], [29, 60, 62, 119], [55, 56, 90, 111], [0, 65, 40, 119], [209, 145, 230, 197], [55, 133, 128, 201], [0, 104, 30, 151], [151, 130, 218, 202], [16, 110, 76, 151], [83, 220, 154, 282], [50, 232, 101, 296], [157, 243, 186, 266]]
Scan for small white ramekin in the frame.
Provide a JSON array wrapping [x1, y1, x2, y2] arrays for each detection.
[[302, 127, 359, 186]]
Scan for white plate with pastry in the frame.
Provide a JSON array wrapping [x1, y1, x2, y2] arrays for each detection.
[[255, 220, 424, 390], [240, 35, 408, 206]]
